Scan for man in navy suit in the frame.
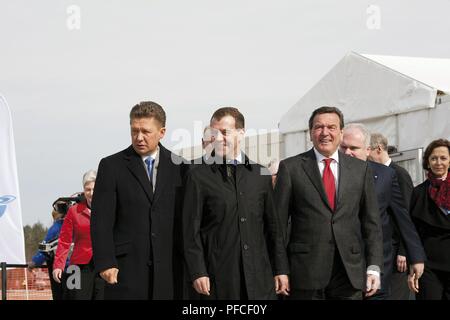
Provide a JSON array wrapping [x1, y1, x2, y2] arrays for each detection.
[[369, 133, 415, 299], [340, 123, 426, 299]]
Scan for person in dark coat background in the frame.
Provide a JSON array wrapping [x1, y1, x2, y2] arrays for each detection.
[[341, 124, 425, 300], [410, 138, 450, 299], [90, 101, 185, 299], [183, 107, 289, 300], [369, 133, 416, 299]]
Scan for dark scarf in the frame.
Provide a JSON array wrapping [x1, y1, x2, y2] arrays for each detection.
[[428, 171, 450, 211]]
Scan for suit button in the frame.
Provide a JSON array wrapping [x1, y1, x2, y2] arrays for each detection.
[[240, 192, 244, 196], [243, 244, 249, 250], [151, 233, 156, 238], [240, 217, 246, 222]]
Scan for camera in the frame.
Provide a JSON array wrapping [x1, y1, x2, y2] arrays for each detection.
[[37, 193, 84, 258], [38, 237, 59, 257], [52, 192, 85, 215]]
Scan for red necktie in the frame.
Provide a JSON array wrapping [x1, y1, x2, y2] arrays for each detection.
[[322, 158, 336, 211]]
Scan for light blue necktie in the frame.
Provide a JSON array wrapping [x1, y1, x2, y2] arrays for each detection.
[[145, 157, 155, 184]]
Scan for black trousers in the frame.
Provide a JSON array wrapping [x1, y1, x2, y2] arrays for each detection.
[[289, 251, 362, 300], [389, 271, 414, 300], [46, 259, 64, 300], [417, 267, 450, 300], [64, 261, 105, 300]]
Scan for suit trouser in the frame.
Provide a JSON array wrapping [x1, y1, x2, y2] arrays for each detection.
[[289, 250, 362, 300], [417, 267, 450, 300], [389, 271, 414, 300], [46, 259, 64, 300], [64, 261, 105, 300]]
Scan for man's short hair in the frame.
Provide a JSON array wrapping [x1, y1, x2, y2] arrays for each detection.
[[345, 123, 371, 148], [387, 145, 398, 154], [210, 107, 245, 129], [130, 101, 166, 127], [308, 106, 344, 131], [370, 133, 388, 151]]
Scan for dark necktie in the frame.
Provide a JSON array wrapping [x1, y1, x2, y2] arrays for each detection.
[[322, 158, 336, 211]]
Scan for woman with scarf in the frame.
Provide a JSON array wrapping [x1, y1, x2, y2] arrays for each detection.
[[409, 139, 450, 299]]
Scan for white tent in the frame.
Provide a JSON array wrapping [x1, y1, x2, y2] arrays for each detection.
[[279, 52, 450, 160]]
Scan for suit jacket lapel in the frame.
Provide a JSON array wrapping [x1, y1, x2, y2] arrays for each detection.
[[335, 151, 352, 213], [152, 144, 169, 204], [301, 149, 333, 211], [235, 153, 252, 193], [125, 146, 153, 203]]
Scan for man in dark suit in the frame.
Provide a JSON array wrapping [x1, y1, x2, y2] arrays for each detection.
[[341, 124, 426, 300], [90, 101, 185, 299], [183, 107, 289, 299], [275, 106, 383, 300], [369, 133, 415, 299]]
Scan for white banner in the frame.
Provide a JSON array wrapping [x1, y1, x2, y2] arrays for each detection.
[[0, 94, 26, 264]]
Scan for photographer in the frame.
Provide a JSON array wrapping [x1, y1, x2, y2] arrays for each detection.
[[28, 209, 65, 300], [52, 170, 105, 300]]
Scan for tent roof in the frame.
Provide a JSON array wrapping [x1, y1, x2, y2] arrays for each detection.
[[279, 52, 449, 134], [362, 53, 450, 94]]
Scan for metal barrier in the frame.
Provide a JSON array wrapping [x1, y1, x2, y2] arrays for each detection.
[[1, 262, 53, 300]]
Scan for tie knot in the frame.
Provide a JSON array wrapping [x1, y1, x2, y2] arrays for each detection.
[[323, 158, 333, 166], [145, 158, 154, 166]]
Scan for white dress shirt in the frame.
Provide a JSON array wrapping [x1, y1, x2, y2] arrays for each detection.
[[141, 147, 159, 191], [313, 147, 339, 195]]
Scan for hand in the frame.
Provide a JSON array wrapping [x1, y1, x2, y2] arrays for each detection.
[[365, 274, 380, 297], [274, 274, 290, 296], [407, 262, 424, 293], [100, 268, 119, 284], [193, 276, 210, 296], [52, 268, 63, 283], [396, 255, 407, 273]]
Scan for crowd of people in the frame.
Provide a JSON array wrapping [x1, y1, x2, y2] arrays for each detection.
[[30, 101, 449, 300]]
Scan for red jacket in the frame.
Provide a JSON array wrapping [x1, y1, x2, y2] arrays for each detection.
[[53, 201, 93, 270]]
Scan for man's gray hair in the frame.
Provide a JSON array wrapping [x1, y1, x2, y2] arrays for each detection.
[[82, 169, 97, 187], [344, 123, 371, 148], [370, 133, 388, 151]]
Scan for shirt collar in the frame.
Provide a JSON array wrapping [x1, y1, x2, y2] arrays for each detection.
[[226, 152, 243, 164], [313, 147, 339, 164], [385, 158, 392, 166], [141, 146, 159, 163]]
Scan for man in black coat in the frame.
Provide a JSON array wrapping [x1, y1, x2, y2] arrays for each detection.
[[183, 107, 289, 300], [369, 133, 415, 299], [90, 101, 185, 299], [275, 106, 383, 300], [341, 124, 426, 300]]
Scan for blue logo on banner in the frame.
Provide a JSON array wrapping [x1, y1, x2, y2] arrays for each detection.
[[0, 195, 16, 218]]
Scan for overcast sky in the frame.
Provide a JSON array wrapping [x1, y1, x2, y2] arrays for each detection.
[[1, 0, 449, 226]]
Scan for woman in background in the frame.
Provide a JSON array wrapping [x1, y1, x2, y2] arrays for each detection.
[[52, 170, 104, 300], [409, 139, 450, 299]]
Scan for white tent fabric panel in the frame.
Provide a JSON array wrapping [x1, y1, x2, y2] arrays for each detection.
[[283, 131, 306, 158], [355, 116, 397, 147], [280, 52, 438, 134], [397, 103, 450, 151], [363, 54, 450, 93]]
